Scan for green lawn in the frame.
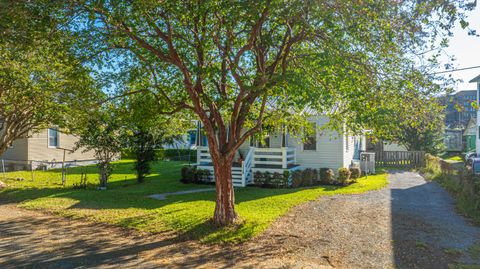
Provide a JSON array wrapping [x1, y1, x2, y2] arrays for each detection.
[[440, 152, 464, 162], [446, 156, 463, 162], [0, 160, 388, 243]]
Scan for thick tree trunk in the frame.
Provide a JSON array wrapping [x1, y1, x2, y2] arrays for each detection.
[[212, 158, 238, 226]]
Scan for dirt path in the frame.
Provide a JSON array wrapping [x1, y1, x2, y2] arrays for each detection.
[[0, 201, 284, 269], [1, 171, 479, 268]]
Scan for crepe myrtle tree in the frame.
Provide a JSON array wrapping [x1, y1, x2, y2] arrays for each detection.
[[70, 0, 472, 225], [0, 1, 97, 156]]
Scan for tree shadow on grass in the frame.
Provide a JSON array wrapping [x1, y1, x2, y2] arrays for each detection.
[[0, 163, 380, 247], [0, 175, 340, 209], [0, 209, 287, 269]]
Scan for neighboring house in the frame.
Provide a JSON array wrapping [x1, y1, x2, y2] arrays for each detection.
[[463, 117, 476, 152], [441, 90, 477, 152], [162, 130, 197, 149], [366, 138, 407, 152], [383, 142, 407, 151], [195, 115, 366, 187], [471, 74, 480, 156], [444, 128, 464, 152], [442, 90, 477, 128], [0, 128, 96, 170]]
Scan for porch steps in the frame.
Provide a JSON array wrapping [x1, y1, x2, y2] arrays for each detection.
[[196, 165, 246, 187]]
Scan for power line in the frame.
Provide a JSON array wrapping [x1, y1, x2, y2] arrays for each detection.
[[434, 65, 480, 74]]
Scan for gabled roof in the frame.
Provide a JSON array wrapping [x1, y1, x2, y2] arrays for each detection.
[[464, 117, 477, 136], [469, 74, 480, 83]]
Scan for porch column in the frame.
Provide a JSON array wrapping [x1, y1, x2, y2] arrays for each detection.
[[282, 124, 289, 148]]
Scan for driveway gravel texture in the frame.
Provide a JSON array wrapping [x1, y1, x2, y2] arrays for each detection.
[[1, 171, 479, 268]]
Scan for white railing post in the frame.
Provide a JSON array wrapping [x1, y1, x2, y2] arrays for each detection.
[[251, 147, 256, 168], [241, 157, 246, 187], [282, 147, 287, 168]]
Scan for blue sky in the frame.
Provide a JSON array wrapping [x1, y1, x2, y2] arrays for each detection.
[[439, 6, 480, 91]]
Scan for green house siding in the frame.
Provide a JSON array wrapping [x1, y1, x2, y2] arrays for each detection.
[[466, 135, 476, 152]]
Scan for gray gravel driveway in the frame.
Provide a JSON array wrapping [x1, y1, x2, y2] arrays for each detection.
[[258, 171, 480, 268]]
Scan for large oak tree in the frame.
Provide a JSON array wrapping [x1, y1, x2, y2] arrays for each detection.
[[0, 1, 97, 156], [69, 0, 473, 225]]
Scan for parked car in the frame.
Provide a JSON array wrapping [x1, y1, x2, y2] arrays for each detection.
[[465, 151, 477, 161], [465, 151, 476, 168]]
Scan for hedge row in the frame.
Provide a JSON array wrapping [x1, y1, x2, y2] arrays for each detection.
[[121, 148, 197, 162], [254, 167, 362, 189], [253, 170, 290, 188], [180, 166, 211, 184]]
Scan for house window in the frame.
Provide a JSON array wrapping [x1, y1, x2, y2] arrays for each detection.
[[188, 130, 196, 145], [48, 128, 59, 148], [259, 136, 270, 148], [303, 123, 317, 151]]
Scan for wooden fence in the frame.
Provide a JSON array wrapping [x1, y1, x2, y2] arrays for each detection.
[[367, 150, 425, 167]]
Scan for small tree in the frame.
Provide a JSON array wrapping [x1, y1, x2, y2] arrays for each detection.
[[75, 109, 123, 189], [379, 93, 446, 155], [132, 130, 156, 183], [119, 92, 192, 183]]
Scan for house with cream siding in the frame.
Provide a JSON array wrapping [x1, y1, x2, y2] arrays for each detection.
[[195, 115, 366, 187], [1, 128, 96, 170]]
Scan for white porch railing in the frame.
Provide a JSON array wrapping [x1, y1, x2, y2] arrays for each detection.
[[241, 147, 254, 185], [195, 146, 296, 187], [252, 147, 296, 168], [197, 146, 212, 164]]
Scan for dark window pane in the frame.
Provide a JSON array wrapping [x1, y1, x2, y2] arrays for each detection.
[[48, 128, 58, 147], [303, 123, 316, 151], [303, 136, 316, 150]]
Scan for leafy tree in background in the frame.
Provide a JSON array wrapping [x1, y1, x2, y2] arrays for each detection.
[[75, 108, 123, 189], [119, 92, 192, 183], [68, 0, 473, 225], [387, 96, 446, 155], [370, 71, 447, 154], [0, 1, 97, 156]]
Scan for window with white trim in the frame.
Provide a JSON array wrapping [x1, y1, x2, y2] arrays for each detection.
[[303, 123, 317, 151], [48, 128, 59, 148]]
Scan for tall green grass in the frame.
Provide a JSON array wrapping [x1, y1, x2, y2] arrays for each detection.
[[423, 154, 480, 224]]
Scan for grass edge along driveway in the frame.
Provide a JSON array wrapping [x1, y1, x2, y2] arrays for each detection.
[[0, 160, 388, 243]]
